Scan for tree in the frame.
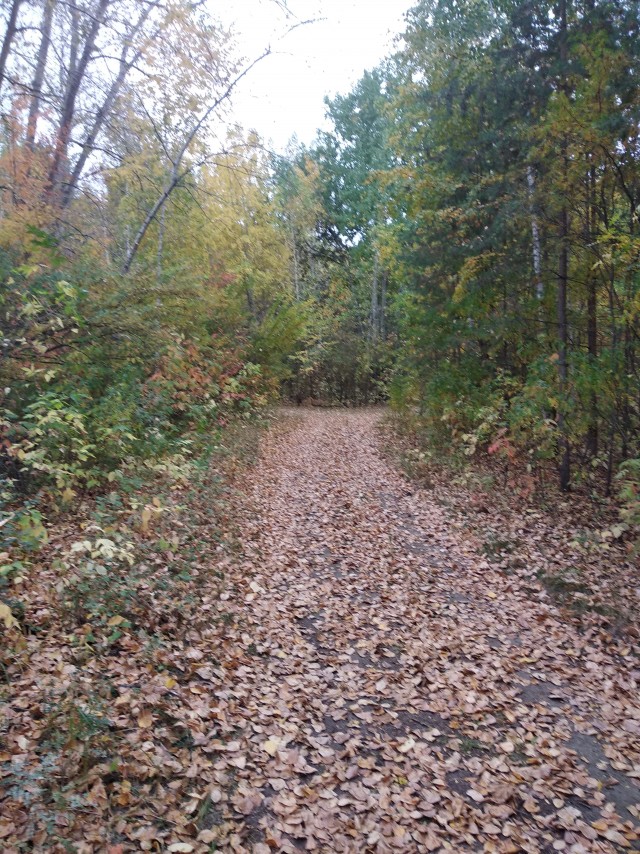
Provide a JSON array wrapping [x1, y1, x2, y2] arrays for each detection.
[[272, 149, 323, 301], [329, 0, 640, 489], [0, 0, 24, 99]]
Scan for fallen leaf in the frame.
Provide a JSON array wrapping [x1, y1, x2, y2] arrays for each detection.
[[262, 737, 281, 756], [137, 711, 153, 728], [0, 603, 18, 630]]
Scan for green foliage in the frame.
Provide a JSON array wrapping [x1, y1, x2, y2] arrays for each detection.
[[0, 500, 45, 589], [248, 299, 314, 382], [0, 145, 294, 583], [58, 532, 138, 628], [369, 0, 640, 529]]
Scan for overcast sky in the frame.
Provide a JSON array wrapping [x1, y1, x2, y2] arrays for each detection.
[[218, 0, 412, 152]]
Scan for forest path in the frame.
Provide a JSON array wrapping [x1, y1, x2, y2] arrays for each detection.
[[208, 409, 640, 853]]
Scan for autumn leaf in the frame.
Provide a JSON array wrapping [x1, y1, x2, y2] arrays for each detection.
[[140, 505, 152, 534], [398, 737, 416, 753], [262, 737, 281, 756], [0, 602, 18, 630], [137, 711, 153, 728]]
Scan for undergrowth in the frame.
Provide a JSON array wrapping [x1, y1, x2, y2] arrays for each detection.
[[0, 413, 269, 846], [381, 411, 639, 635]]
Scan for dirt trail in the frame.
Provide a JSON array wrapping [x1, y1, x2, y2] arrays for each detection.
[[207, 409, 640, 852]]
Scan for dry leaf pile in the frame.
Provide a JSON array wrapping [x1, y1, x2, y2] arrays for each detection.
[[2, 408, 640, 852]]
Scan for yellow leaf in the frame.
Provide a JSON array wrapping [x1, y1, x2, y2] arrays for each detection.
[[165, 677, 177, 689], [138, 711, 153, 728], [107, 615, 125, 627], [0, 602, 18, 630], [61, 487, 76, 504], [487, 591, 497, 599], [140, 505, 152, 533], [262, 737, 281, 756]]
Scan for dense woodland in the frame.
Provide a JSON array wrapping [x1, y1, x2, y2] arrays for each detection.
[[0, 0, 639, 559], [2, 1, 640, 849]]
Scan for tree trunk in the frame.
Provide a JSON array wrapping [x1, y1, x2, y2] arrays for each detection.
[[61, 0, 161, 208], [47, 0, 111, 201], [556, 0, 571, 491], [370, 250, 379, 342], [585, 275, 598, 456], [0, 0, 23, 98], [380, 268, 387, 340], [585, 160, 598, 457], [291, 226, 300, 300], [26, 0, 54, 150], [122, 175, 177, 274], [157, 200, 166, 281], [526, 165, 543, 301], [556, 186, 571, 495]]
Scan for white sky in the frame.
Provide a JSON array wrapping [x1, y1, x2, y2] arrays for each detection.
[[218, 0, 412, 152]]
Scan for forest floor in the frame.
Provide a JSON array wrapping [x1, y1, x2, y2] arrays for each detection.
[[2, 407, 640, 852]]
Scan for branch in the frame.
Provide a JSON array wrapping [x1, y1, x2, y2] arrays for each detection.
[[121, 47, 271, 274], [61, 0, 165, 207]]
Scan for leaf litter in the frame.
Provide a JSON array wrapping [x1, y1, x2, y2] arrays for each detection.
[[2, 408, 640, 852]]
